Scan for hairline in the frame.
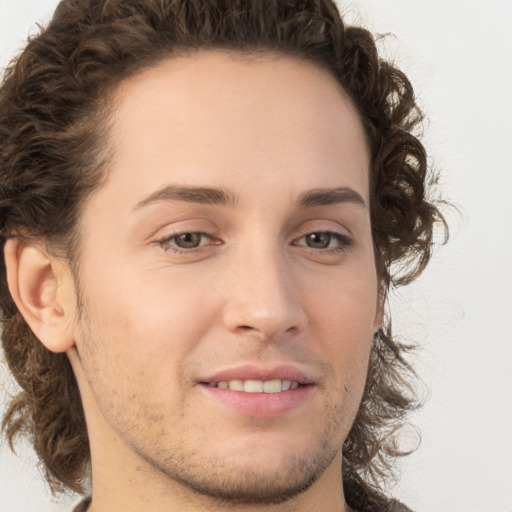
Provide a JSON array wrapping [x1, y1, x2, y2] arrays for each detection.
[[62, 47, 377, 271]]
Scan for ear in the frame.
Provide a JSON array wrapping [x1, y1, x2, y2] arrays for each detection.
[[4, 238, 76, 353]]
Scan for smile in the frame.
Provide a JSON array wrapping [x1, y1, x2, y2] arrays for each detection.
[[201, 377, 313, 417], [211, 379, 301, 393]]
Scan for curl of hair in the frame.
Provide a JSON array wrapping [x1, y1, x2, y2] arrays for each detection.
[[0, 0, 446, 508]]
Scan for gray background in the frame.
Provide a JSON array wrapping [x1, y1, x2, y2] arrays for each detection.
[[1, 0, 511, 511]]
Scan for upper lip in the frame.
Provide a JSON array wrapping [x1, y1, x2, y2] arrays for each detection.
[[199, 364, 315, 385]]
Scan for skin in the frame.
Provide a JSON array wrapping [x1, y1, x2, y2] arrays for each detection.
[[7, 51, 382, 512]]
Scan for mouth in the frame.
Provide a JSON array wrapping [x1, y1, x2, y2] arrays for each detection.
[[207, 379, 302, 393], [198, 366, 314, 417]]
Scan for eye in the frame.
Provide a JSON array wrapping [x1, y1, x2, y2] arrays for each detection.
[[158, 232, 214, 252], [171, 232, 207, 249], [305, 232, 333, 249], [294, 231, 352, 251]]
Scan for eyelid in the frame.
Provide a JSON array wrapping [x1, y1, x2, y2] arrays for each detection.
[[141, 213, 222, 242], [291, 218, 352, 241], [154, 229, 221, 253], [293, 230, 353, 248]]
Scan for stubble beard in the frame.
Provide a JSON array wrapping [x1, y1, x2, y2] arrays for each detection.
[[73, 281, 350, 507], [138, 405, 346, 507], [81, 329, 349, 506]]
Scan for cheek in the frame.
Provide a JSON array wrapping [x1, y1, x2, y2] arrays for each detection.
[[75, 263, 222, 376], [308, 268, 378, 333], [305, 273, 377, 378]]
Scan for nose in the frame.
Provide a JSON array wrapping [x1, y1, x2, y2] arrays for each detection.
[[222, 245, 307, 341]]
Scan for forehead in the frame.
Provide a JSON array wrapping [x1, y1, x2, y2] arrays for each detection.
[[98, 50, 370, 209]]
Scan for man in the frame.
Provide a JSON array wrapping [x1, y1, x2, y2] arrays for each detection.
[[0, 1, 445, 511]]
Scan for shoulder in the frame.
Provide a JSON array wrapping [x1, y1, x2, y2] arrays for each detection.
[[72, 497, 91, 512], [389, 499, 415, 512]]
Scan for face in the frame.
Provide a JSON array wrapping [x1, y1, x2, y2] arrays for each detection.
[[70, 51, 381, 505]]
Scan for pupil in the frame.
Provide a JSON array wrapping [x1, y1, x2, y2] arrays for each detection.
[[176, 233, 201, 248], [307, 233, 330, 248]]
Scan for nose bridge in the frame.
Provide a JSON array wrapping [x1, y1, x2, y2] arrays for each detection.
[[222, 235, 306, 338]]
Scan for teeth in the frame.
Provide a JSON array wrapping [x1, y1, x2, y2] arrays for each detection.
[[214, 379, 301, 393], [229, 380, 244, 391], [244, 380, 263, 392], [263, 380, 281, 393]]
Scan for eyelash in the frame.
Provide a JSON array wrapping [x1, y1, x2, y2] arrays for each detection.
[[294, 231, 353, 254], [157, 231, 216, 255], [156, 230, 353, 256]]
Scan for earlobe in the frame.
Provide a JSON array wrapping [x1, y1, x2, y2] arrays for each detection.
[[4, 238, 76, 353]]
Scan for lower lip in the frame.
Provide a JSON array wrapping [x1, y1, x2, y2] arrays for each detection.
[[200, 384, 313, 418]]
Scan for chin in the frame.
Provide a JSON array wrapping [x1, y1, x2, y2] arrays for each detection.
[[163, 447, 338, 506]]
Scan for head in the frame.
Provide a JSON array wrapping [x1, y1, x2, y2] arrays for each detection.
[[0, 1, 444, 510]]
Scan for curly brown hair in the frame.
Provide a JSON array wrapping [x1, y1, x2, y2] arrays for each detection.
[[0, 1, 445, 510]]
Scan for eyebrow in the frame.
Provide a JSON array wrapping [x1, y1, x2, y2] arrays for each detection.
[[134, 185, 366, 210], [135, 185, 237, 209], [297, 187, 367, 209]]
